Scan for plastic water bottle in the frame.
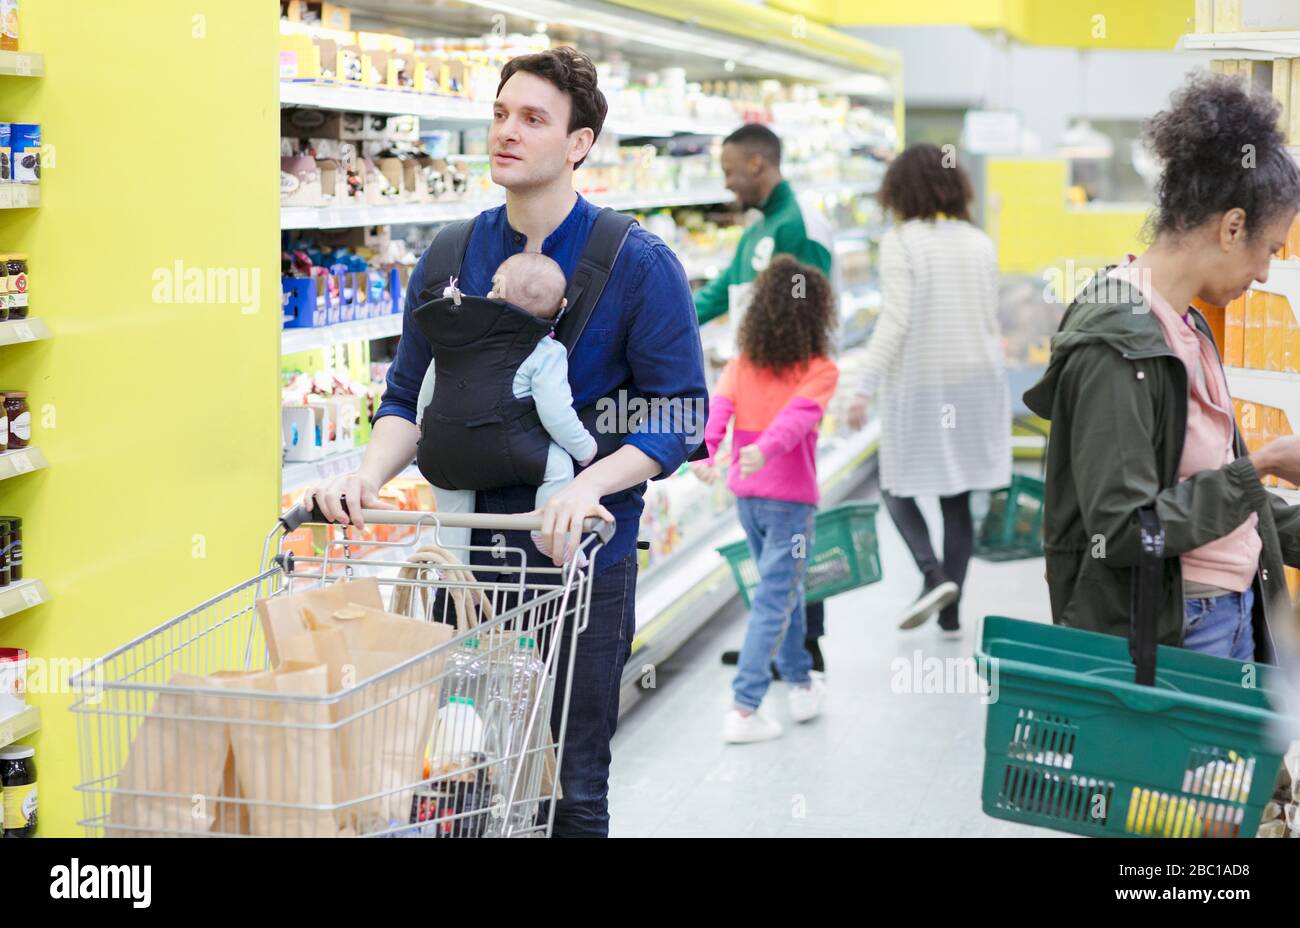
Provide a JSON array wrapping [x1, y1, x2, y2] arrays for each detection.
[[483, 636, 548, 836], [440, 636, 487, 708]]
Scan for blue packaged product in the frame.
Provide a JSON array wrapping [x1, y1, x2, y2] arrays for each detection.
[[12, 124, 38, 183], [0, 123, 11, 183]]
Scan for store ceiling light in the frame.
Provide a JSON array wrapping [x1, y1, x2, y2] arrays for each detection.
[[1058, 120, 1114, 161]]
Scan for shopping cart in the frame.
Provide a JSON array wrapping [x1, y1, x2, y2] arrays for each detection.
[[69, 504, 614, 838]]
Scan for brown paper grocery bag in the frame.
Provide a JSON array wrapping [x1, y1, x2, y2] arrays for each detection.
[[211, 744, 250, 836], [217, 662, 344, 837], [279, 604, 453, 828], [107, 673, 234, 838], [256, 577, 384, 665]]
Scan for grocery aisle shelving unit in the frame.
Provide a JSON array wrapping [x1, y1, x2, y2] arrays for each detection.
[[1179, 27, 1300, 511], [0, 43, 44, 760]]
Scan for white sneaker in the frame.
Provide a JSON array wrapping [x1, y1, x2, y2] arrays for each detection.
[[722, 708, 783, 743], [896, 581, 959, 629], [788, 678, 827, 723]]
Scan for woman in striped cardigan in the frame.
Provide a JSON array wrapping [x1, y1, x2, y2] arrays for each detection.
[[847, 144, 1011, 636]]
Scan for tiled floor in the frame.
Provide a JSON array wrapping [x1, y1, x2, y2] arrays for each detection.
[[608, 482, 1065, 837]]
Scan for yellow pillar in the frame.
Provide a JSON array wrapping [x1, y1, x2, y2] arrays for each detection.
[[2, 0, 279, 836]]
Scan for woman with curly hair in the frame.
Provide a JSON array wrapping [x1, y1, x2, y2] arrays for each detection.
[[1024, 72, 1300, 659], [847, 143, 1010, 636], [699, 254, 839, 742]]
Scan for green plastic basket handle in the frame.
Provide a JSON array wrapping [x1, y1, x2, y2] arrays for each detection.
[[1131, 507, 1164, 688], [1082, 666, 1185, 711]]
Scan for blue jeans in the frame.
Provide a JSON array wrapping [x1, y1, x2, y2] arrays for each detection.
[[733, 497, 815, 710], [1182, 588, 1255, 661], [463, 488, 638, 838]]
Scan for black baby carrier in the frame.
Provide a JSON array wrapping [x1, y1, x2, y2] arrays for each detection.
[[410, 208, 635, 491]]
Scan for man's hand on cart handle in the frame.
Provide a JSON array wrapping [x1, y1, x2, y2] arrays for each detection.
[[303, 472, 397, 529], [537, 481, 615, 567]]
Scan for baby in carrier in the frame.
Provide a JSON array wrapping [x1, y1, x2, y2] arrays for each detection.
[[416, 251, 597, 560]]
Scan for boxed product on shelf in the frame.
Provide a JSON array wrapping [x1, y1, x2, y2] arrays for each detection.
[[14, 124, 43, 185], [0, 0, 16, 52], [281, 154, 323, 206], [282, 1, 351, 31]]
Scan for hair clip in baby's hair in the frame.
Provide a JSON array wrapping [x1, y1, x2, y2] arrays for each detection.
[[442, 276, 463, 306]]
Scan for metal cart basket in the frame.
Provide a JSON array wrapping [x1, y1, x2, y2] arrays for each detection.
[[69, 505, 613, 838]]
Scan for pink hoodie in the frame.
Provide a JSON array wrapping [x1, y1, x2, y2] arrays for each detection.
[[1109, 260, 1261, 592]]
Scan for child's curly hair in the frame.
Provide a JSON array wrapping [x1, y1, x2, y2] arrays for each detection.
[[738, 254, 836, 374]]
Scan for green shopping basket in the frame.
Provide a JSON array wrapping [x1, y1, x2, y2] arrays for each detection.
[[716, 501, 883, 609], [976, 510, 1289, 838], [973, 473, 1045, 562], [973, 416, 1047, 561]]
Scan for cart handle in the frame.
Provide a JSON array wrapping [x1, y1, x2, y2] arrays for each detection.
[[280, 501, 616, 544]]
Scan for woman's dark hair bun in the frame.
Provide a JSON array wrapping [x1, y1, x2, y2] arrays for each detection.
[[1145, 71, 1300, 238]]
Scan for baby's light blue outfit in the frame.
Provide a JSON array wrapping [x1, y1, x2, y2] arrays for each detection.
[[417, 334, 597, 551]]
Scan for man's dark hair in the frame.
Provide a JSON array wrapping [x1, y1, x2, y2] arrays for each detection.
[[497, 46, 607, 168], [723, 123, 782, 167], [1145, 72, 1300, 240], [878, 143, 972, 222]]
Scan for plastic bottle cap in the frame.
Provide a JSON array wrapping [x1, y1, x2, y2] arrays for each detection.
[[464, 638, 480, 648], [448, 695, 475, 706], [0, 745, 34, 759], [518, 636, 535, 648]]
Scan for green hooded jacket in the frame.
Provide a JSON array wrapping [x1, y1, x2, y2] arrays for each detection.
[[1023, 270, 1300, 656]]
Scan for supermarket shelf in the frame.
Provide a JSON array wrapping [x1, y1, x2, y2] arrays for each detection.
[[283, 445, 370, 494], [0, 317, 49, 345], [590, 187, 732, 211], [282, 314, 403, 354], [280, 81, 490, 122], [1225, 367, 1300, 431], [279, 82, 740, 138], [281, 180, 878, 230], [622, 420, 881, 708], [0, 706, 38, 750], [1179, 31, 1300, 58], [0, 447, 46, 482], [0, 185, 38, 209], [281, 197, 502, 230], [0, 51, 42, 77], [0, 578, 50, 620], [1253, 259, 1300, 318]]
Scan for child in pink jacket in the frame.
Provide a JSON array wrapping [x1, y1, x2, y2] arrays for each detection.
[[696, 255, 839, 743]]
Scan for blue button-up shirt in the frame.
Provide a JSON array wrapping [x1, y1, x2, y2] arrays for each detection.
[[375, 194, 708, 569]]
